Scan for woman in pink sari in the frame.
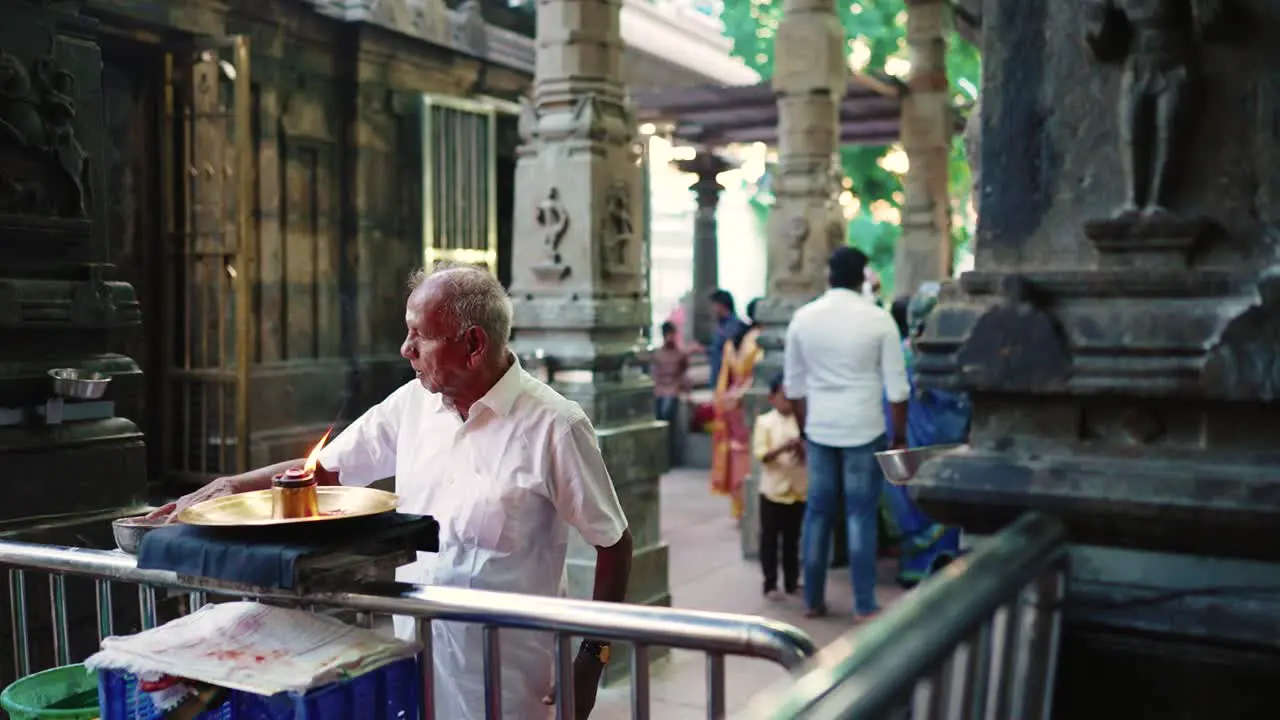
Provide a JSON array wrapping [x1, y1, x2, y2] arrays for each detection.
[[709, 302, 762, 523]]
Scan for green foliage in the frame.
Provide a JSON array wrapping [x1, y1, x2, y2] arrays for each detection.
[[719, 0, 981, 296]]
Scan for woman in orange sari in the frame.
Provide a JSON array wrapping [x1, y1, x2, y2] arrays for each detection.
[[709, 301, 762, 523]]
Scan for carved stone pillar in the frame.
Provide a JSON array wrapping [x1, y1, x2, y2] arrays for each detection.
[[740, 0, 847, 560], [756, 0, 848, 374], [895, 0, 954, 296], [508, 0, 669, 681], [675, 151, 733, 346], [913, 0, 1280, 713]]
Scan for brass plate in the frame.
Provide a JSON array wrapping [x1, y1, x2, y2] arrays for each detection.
[[177, 487, 400, 527]]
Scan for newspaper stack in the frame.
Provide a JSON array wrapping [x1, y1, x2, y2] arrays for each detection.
[[86, 601, 421, 699]]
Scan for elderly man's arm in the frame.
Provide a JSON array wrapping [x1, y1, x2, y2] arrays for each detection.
[[548, 417, 633, 719], [147, 383, 412, 522]]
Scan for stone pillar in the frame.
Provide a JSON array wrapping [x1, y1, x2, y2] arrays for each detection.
[[508, 0, 669, 681], [913, 0, 1280, 714], [675, 151, 733, 346], [894, 0, 954, 297], [742, 0, 848, 559]]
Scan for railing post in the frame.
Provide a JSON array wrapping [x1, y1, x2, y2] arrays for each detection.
[[631, 643, 651, 720], [553, 633, 574, 720], [482, 625, 502, 719], [416, 617, 435, 720], [706, 652, 726, 719], [8, 570, 28, 678]]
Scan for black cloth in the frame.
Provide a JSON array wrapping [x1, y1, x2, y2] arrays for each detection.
[[759, 496, 805, 594], [137, 513, 438, 590]]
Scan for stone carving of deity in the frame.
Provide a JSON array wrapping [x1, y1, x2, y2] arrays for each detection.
[[785, 216, 809, 275], [602, 184, 633, 271], [1083, 0, 1225, 220], [536, 187, 569, 265]]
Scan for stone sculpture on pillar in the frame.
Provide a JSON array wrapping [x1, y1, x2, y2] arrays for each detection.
[[508, 0, 670, 681], [1082, 0, 1226, 267], [911, 0, 1280, 713], [674, 151, 734, 346]]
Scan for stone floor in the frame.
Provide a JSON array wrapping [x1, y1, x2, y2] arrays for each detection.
[[591, 468, 907, 720]]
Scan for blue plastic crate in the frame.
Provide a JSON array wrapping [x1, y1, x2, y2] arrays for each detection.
[[97, 655, 421, 720]]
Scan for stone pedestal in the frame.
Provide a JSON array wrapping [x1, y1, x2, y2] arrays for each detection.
[[895, 0, 955, 295], [675, 152, 734, 347], [508, 0, 669, 683], [913, 0, 1280, 712]]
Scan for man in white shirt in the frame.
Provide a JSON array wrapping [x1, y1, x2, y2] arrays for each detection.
[[783, 247, 909, 620], [150, 265, 633, 720]]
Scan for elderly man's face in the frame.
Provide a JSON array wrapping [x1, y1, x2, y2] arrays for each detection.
[[400, 284, 479, 396]]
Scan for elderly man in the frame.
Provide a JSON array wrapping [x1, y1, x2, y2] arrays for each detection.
[[150, 265, 633, 720], [784, 247, 908, 620]]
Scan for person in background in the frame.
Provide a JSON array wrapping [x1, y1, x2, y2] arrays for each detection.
[[706, 289, 746, 389], [709, 298, 762, 523], [651, 321, 691, 467], [753, 374, 807, 600], [784, 247, 909, 620], [901, 284, 972, 447]]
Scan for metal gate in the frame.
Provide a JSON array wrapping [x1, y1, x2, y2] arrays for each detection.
[[420, 95, 499, 272], [160, 37, 253, 486]]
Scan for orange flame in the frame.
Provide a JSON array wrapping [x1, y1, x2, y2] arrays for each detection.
[[302, 427, 333, 474]]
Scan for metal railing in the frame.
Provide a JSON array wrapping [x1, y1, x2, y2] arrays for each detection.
[[0, 540, 817, 719], [743, 512, 1069, 719]]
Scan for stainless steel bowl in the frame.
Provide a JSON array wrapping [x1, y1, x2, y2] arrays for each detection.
[[875, 444, 965, 485], [48, 368, 112, 400], [112, 517, 162, 555]]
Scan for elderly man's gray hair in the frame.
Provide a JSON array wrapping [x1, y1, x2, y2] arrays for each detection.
[[408, 264, 513, 349]]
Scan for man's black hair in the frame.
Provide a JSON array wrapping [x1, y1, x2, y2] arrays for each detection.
[[661, 321, 676, 335], [745, 297, 760, 323], [769, 373, 784, 395], [828, 246, 869, 290], [708, 289, 735, 313], [890, 296, 910, 339]]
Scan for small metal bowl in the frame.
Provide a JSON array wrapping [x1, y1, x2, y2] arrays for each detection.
[[48, 368, 112, 400], [112, 517, 162, 555], [876, 444, 965, 485]]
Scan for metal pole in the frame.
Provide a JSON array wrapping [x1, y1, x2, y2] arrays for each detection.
[[483, 625, 502, 719], [706, 652, 726, 719], [417, 617, 436, 719], [631, 643, 651, 720], [95, 579, 114, 643], [9, 570, 28, 678], [554, 633, 574, 720], [49, 575, 69, 666]]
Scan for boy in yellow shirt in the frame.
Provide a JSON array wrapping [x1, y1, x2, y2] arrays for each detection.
[[752, 375, 808, 599]]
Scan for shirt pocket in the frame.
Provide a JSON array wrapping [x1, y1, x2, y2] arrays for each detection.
[[452, 480, 506, 553]]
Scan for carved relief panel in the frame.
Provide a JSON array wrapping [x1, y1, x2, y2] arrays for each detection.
[[0, 8, 107, 265]]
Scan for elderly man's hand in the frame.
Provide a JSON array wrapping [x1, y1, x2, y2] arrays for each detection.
[[541, 653, 605, 719], [145, 476, 243, 524]]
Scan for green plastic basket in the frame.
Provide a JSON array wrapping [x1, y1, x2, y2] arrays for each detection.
[[1, 664, 100, 720]]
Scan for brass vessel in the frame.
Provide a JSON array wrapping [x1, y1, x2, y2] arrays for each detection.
[[177, 486, 399, 526], [272, 467, 320, 519]]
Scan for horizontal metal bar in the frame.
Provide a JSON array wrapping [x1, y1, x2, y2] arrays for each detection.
[[0, 540, 817, 669], [744, 512, 1069, 719]]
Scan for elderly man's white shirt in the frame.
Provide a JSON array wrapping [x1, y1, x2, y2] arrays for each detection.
[[316, 356, 628, 720]]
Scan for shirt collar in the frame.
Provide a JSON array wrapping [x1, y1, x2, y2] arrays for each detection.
[[471, 352, 525, 417], [825, 287, 866, 301], [432, 352, 525, 417]]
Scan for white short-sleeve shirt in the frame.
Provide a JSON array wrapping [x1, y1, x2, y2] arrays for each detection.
[[316, 354, 628, 719]]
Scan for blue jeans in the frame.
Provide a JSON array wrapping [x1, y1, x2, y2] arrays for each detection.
[[654, 396, 682, 467], [803, 435, 887, 615]]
